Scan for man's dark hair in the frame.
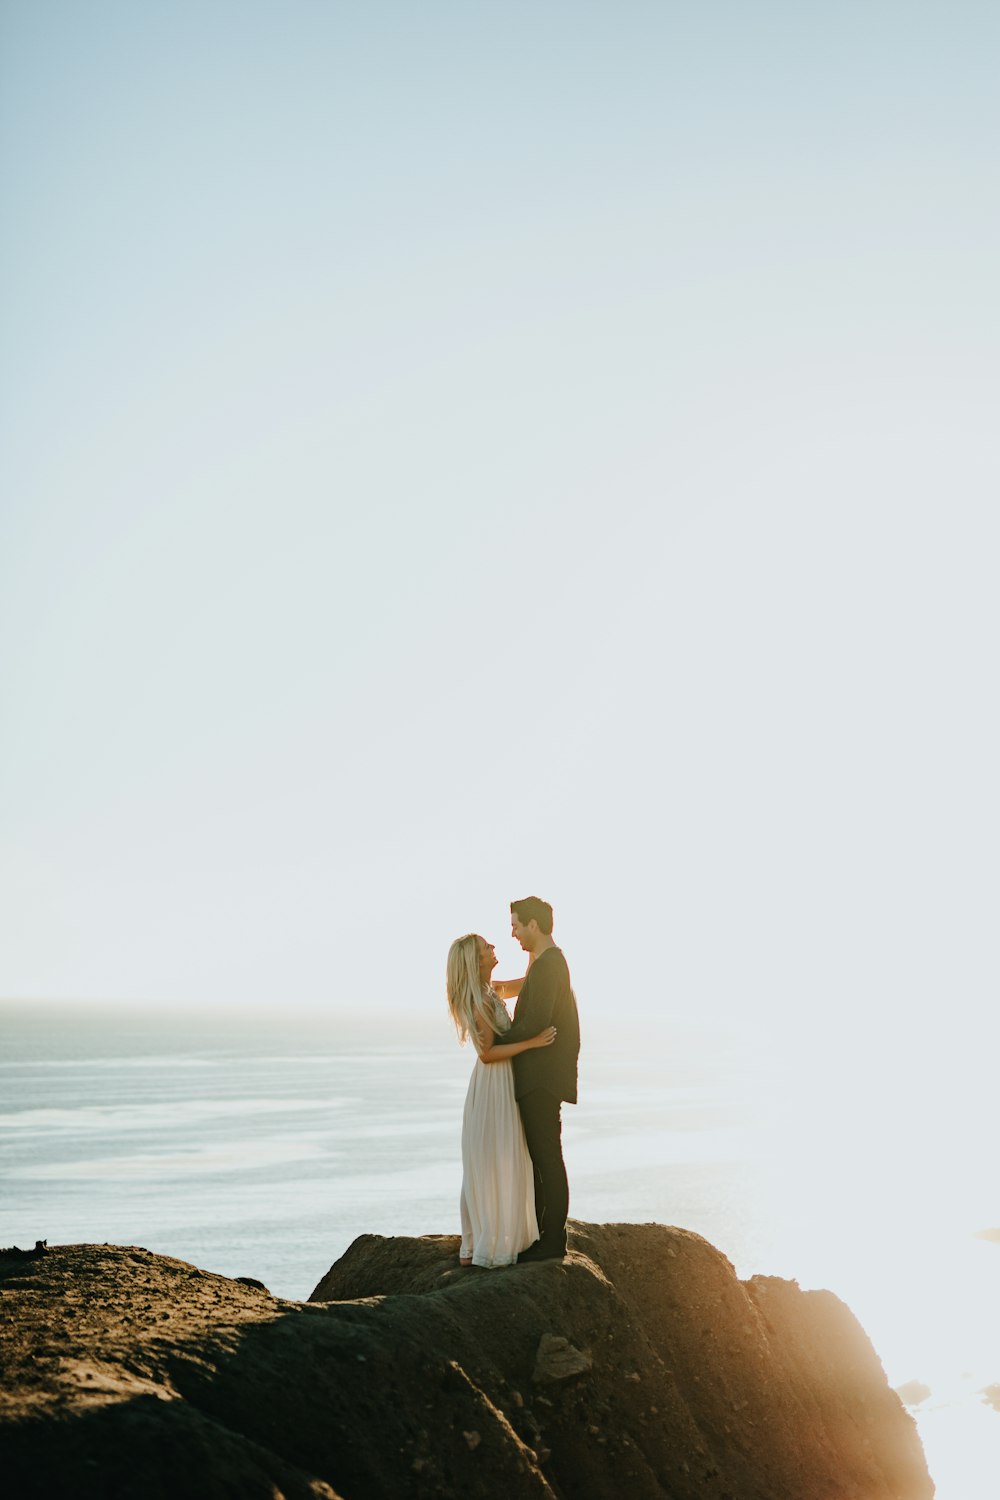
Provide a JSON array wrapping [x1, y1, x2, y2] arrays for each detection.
[[510, 896, 554, 935]]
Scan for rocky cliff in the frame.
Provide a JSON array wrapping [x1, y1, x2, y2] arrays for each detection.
[[0, 1222, 932, 1499]]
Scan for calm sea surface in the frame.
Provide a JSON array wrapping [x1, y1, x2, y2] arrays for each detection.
[[1, 1003, 995, 1497]]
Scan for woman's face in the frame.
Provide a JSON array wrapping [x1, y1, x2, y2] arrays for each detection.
[[476, 936, 498, 983]]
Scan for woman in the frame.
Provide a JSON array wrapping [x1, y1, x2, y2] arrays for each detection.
[[446, 932, 556, 1267]]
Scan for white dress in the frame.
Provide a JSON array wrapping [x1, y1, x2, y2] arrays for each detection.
[[459, 993, 539, 1267]]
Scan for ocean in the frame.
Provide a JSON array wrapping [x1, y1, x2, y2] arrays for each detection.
[[1, 1002, 996, 1497]]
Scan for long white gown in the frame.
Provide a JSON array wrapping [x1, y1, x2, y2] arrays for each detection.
[[459, 993, 539, 1268]]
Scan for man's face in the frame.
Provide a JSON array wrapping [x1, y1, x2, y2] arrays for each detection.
[[476, 936, 498, 982], [511, 912, 536, 952]]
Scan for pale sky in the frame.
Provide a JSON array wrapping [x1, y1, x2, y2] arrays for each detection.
[[1, 1, 997, 1062]]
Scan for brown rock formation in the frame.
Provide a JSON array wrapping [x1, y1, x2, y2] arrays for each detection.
[[0, 1222, 932, 1499]]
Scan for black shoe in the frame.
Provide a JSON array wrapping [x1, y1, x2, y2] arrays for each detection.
[[517, 1240, 566, 1264]]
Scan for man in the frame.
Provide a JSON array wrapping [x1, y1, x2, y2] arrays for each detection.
[[496, 896, 580, 1262]]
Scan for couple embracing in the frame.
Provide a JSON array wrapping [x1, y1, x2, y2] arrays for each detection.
[[446, 896, 580, 1268]]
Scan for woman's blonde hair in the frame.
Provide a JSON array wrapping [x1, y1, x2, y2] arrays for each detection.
[[446, 933, 493, 1045]]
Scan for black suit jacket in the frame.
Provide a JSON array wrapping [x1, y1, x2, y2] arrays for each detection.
[[503, 946, 580, 1103]]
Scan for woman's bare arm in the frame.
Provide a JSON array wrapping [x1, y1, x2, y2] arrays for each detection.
[[473, 1016, 556, 1063], [492, 976, 525, 1001]]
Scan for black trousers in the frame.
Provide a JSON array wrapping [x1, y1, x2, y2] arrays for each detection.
[[517, 1088, 568, 1249]]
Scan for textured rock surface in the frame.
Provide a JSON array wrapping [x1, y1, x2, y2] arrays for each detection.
[[1, 1223, 933, 1499]]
